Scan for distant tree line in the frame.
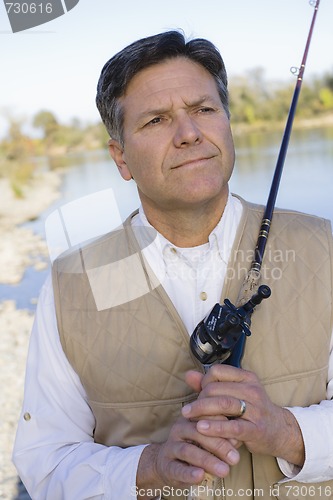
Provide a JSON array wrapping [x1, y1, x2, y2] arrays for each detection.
[[0, 111, 109, 162], [0, 112, 109, 197], [229, 68, 333, 124]]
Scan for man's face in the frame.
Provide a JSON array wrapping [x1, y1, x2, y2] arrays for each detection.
[[109, 57, 235, 213]]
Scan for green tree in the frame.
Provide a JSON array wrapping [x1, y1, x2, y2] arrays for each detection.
[[319, 87, 333, 111], [1, 117, 33, 161], [33, 110, 60, 151]]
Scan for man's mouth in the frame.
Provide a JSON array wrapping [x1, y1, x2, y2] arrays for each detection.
[[174, 156, 215, 169]]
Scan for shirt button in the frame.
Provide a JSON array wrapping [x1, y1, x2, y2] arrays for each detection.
[[200, 292, 208, 301], [170, 247, 177, 254], [23, 412, 31, 421]]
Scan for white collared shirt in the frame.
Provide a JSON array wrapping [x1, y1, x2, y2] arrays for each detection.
[[13, 194, 333, 499], [133, 194, 242, 335]]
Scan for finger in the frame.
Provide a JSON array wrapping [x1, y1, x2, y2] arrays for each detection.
[[196, 418, 252, 443], [182, 395, 249, 420], [185, 370, 204, 393], [230, 438, 241, 448], [188, 414, 230, 423], [198, 381, 244, 399], [150, 442, 205, 488], [176, 411, 241, 454], [172, 417, 239, 467], [200, 364, 255, 388], [169, 440, 231, 479], [161, 455, 205, 486]]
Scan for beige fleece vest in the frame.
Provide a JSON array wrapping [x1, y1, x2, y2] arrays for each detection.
[[52, 197, 333, 500]]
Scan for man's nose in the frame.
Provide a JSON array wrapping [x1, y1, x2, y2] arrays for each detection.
[[173, 113, 203, 147]]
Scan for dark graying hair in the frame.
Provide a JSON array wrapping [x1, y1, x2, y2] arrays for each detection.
[[96, 30, 229, 145]]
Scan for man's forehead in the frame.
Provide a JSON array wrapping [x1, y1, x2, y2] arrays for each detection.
[[121, 59, 220, 114], [125, 57, 216, 94]]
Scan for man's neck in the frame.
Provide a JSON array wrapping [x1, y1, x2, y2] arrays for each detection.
[[140, 191, 229, 248]]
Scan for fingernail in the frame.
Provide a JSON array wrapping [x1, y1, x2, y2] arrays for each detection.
[[227, 449, 240, 465], [215, 463, 228, 476], [197, 421, 210, 430], [182, 404, 191, 416], [191, 468, 204, 480]]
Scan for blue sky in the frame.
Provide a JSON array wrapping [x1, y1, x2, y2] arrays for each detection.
[[1, 0, 332, 137]]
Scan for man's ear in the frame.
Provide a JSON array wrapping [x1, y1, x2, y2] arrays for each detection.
[[108, 139, 132, 181]]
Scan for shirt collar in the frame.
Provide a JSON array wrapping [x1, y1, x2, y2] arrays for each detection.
[[135, 193, 243, 265], [209, 193, 243, 264]]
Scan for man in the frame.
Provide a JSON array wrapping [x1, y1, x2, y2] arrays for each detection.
[[13, 31, 333, 499]]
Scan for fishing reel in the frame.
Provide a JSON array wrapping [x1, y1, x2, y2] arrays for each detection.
[[190, 285, 271, 366]]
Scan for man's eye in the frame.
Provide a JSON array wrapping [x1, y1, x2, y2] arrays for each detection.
[[198, 107, 214, 113], [147, 117, 162, 126]]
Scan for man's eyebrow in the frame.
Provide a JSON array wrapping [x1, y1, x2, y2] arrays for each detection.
[[136, 106, 170, 122], [137, 95, 219, 122], [184, 95, 220, 107]]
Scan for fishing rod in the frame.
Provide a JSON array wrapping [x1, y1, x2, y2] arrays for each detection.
[[253, 0, 321, 274], [190, 0, 321, 368]]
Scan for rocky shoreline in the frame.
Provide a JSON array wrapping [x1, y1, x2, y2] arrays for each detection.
[[0, 170, 62, 499]]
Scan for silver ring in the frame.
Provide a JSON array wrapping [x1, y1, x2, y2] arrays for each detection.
[[238, 399, 247, 417]]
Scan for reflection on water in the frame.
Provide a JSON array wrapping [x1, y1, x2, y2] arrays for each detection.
[[231, 126, 333, 222], [1, 126, 333, 309]]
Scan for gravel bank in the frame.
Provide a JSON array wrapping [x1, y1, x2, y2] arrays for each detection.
[[0, 171, 61, 499]]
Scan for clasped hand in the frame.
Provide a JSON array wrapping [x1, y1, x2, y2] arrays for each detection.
[[138, 364, 303, 493], [182, 364, 296, 462]]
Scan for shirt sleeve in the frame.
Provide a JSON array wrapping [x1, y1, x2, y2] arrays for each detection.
[[277, 329, 333, 483], [12, 274, 147, 500]]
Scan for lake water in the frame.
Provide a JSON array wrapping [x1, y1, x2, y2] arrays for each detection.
[[1, 125, 333, 309]]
